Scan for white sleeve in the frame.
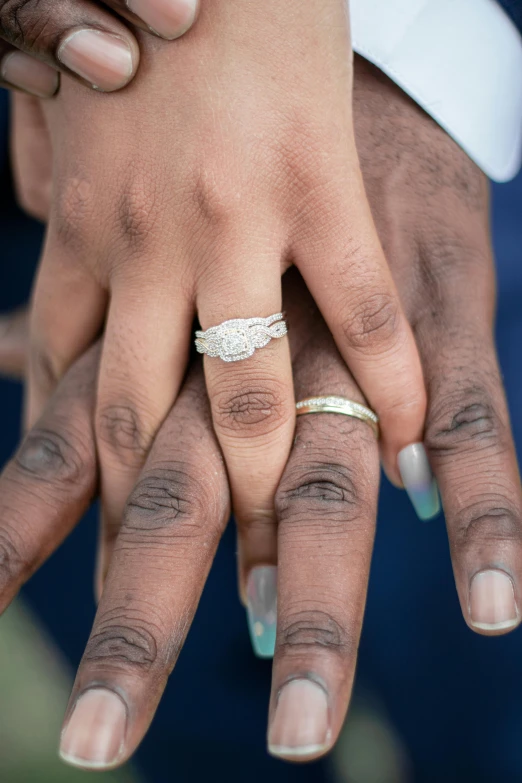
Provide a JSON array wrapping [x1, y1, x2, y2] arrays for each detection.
[[350, 0, 522, 182]]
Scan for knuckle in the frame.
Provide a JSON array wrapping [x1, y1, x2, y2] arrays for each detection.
[[52, 176, 96, 252], [15, 427, 85, 484], [125, 466, 221, 537], [413, 239, 493, 331], [425, 387, 503, 456], [452, 501, 522, 552], [276, 459, 361, 524], [0, 0, 53, 49], [0, 530, 27, 594], [190, 166, 243, 230], [278, 610, 352, 656], [340, 292, 401, 354], [96, 404, 150, 465], [212, 379, 291, 438], [420, 233, 491, 282], [115, 176, 161, 252], [84, 619, 159, 671]]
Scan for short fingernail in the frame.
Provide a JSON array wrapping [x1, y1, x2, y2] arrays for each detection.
[[127, 0, 197, 40], [469, 569, 519, 631], [60, 688, 127, 770], [268, 679, 330, 759], [1, 52, 59, 98], [398, 443, 440, 521], [57, 30, 134, 91], [246, 565, 277, 658]]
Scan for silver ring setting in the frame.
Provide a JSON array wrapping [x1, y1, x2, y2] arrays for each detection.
[[195, 313, 288, 362], [296, 396, 380, 439]]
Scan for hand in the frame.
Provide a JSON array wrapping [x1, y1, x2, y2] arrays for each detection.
[[11, 52, 521, 635], [0, 0, 198, 96], [10, 92, 52, 221], [354, 57, 522, 632], [0, 272, 381, 767], [1, 54, 521, 772], [28, 0, 426, 596]]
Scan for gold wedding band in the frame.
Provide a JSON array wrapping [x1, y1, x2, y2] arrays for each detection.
[[296, 396, 380, 439]]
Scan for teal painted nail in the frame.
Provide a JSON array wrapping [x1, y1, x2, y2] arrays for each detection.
[[246, 566, 277, 658], [398, 443, 441, 521]]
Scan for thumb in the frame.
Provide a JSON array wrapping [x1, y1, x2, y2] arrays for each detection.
[[0, 309, 29, 380]]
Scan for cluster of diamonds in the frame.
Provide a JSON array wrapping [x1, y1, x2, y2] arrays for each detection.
[[195, 314, 287, 362]]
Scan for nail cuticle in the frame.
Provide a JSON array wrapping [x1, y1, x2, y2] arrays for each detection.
[[275, 672, 329, 704]]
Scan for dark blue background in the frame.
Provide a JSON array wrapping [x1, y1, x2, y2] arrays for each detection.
[[2, 82, 522, 782], [499, 0, 522, 31]]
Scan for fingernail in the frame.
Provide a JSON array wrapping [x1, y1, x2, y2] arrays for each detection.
[[57, 30, 134, 91], [398, 443, 440, 521], [127, 0, 197, 40], [268, 679, 330, 759], [60, 688, 127, 770], [469, 570, 519, 631], [246, 566, 277, 658], [1, 52, 59, 98]]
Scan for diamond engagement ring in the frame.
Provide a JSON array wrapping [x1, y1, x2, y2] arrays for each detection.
[[296, 396, 380, 439], [195, 313, 288, 362]]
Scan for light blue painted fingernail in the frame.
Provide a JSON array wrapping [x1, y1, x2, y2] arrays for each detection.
[[398, 443, 441, 521], [246, 566, 277, 658]]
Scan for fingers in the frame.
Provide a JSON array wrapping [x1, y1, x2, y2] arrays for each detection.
[[0, 345, 98, 612], [109, 0, 199, 41], [266, 275, 380, 760], [0, 309, 28, 379], [27, 239, 107, 427], [294, 171, 427, 484], [414, 232, 522, 635], [0, 0, 140, 93], [197, 254, 295, 599], [10, 92, 52, 221], [59, 364, 231, 771], [95, 285, 193, 572], [0, 44, 59, 98]]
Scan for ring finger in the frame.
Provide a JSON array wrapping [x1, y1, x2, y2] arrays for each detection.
[[266, 272, 380, 759], [197, 246, 295, 601]]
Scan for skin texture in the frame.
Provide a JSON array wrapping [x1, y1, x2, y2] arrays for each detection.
[[0, 0, 200, 95], [2, 58, 521, 767], [24, 1, 426, 599], [0, 276, 381, 767]]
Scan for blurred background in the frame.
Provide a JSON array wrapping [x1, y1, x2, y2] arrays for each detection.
[[1, 87, 522, 783]]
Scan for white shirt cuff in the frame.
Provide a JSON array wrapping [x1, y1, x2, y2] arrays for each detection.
[[350, 0, 522, 182]]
